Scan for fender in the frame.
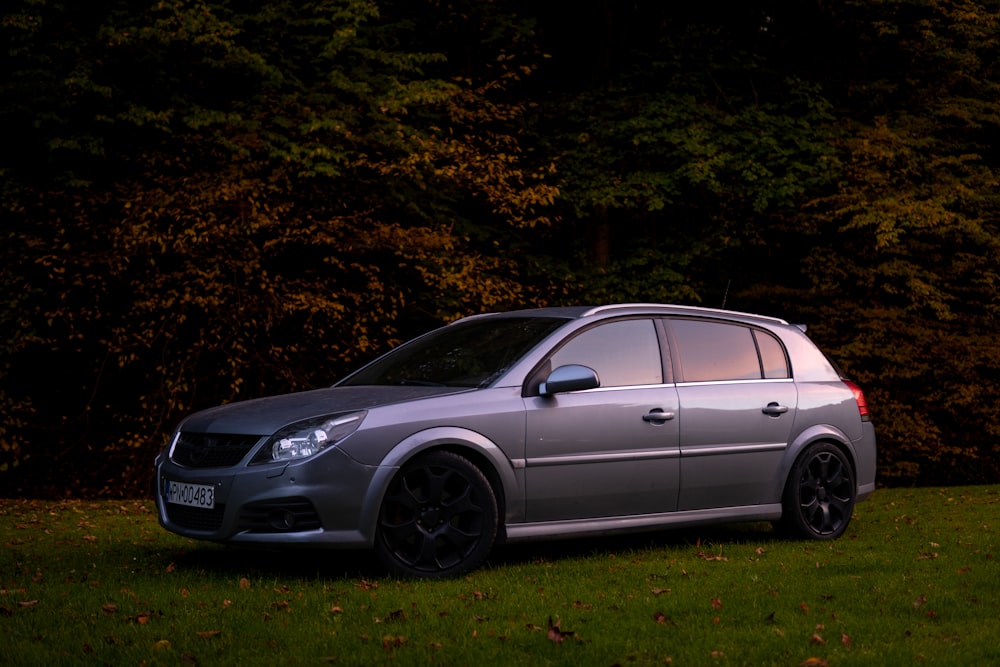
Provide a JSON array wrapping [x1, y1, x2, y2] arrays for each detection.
[[775, 424, 857, 499], [355, 426, 523, 545]]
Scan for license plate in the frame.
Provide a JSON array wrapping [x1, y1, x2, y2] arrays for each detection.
[[165, 480, 216, 509]]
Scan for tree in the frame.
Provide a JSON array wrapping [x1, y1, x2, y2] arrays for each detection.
[[740, 0, 1000, 483], [0, 0, 556, 495]]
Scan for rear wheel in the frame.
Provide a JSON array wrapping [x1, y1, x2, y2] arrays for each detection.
[[375, 451, 498, 578], [780, 443, 856, 540]]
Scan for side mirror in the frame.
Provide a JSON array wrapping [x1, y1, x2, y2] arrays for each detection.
[[539, 364, 600, 395]]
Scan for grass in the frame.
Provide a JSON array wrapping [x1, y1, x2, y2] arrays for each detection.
[[1, 486, 997, 666]]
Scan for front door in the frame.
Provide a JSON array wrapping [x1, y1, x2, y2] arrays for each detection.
[[523, 319, 680, 522]]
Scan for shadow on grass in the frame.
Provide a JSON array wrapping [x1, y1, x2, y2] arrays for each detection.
[[163, 543, 385, 581], [487, 521, 783, 571], [155, 521, 783, 581]]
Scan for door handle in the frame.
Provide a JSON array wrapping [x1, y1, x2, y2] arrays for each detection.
[[762, 402, 789, 416], [643, 409, 676, 423]]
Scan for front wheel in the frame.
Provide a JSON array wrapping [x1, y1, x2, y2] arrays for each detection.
[[780, 443, 856, 540], [375, 451, 498, 578]]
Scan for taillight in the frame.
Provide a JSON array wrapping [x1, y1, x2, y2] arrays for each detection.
[[843, 380, 871, 421]]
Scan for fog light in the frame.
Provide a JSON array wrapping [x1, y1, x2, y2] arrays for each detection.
[[268, 509, 296, 531]]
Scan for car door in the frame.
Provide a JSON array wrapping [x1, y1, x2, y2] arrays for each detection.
[[522, 318, 681, 522], [667, 318, 798, 510]]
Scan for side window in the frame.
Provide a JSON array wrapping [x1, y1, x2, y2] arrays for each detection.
[[754, 330, 790, 379], [548, 319, 662, 387], [671, 319, 761, 382]]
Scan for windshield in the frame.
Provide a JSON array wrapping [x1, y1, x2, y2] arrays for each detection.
[[340, 316, 568, 388]]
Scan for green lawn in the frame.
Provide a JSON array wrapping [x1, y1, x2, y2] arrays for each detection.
[[2, 486, 997, 666]]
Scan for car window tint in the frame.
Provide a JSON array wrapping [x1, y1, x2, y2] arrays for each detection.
[[341, 317, 568, 387], [548, 319, 662, 387], [754, 330, 790, 379], [672, 319, 760, 382]]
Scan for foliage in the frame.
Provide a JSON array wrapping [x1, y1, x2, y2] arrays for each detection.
[[2, 487, 999, 664], [0, 0, 556, 494], [2, 0, 1000, 493], [742, 0, 1000, 483]]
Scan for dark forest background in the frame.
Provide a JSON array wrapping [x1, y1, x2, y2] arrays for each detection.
[[2, 0, 998, 498]]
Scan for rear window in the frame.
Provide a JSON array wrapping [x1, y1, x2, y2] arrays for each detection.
[[671, 320, 789, 382]]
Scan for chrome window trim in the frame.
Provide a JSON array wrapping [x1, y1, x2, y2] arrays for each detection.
[[675, 378, 794, 388]]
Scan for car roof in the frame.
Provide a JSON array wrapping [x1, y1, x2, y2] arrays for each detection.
[[458, 303, 790, 327]]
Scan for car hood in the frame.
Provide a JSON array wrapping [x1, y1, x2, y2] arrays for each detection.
[[178, 385, 472, 435]]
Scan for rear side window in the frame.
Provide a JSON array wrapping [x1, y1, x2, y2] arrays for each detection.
[[671, 320, 788, 382], [754, 329, 790, 379]]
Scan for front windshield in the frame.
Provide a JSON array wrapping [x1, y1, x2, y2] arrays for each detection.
[[340, 316, 568, 388]]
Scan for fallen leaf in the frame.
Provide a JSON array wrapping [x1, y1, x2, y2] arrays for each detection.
[[913, 595, 927, 608], [381, 635, 406, 650], [239, 577, 250, 589], [809, 633, 826, 645], [710, 598, 723, 611], [547, 616, 574, 644], [799, 602, 810, 615], [196, 630, 221, 639], [651, 588, 671, 595], [18, 600, 39, 608], [152, 640, 172, 651], [841, 633, 852, 648], [101, 603, 118, 614], [653, 611, 669, 625], [166, 563, 176, 573], [331, 605, 344, 614], [799, 659, 828, 667]]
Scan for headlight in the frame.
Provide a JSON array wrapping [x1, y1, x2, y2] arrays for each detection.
[[251, 411, 366, 464]]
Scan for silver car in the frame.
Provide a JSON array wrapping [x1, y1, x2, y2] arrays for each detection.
[[155, 304, 876, 578]]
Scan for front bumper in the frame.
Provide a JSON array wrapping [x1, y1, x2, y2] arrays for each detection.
[[155, 446, 383, 548]]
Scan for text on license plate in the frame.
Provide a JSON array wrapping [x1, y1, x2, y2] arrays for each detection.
[[165, 480, 215, 509]]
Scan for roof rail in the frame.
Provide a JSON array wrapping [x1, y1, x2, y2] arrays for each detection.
[[581, 303, 789, 325]]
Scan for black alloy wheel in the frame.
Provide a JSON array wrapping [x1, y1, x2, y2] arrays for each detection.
[[375, 450, 498, 578], [780, 442, 856, 540]]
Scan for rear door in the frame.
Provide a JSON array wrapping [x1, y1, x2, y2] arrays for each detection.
[[667, 318, 798, 510]]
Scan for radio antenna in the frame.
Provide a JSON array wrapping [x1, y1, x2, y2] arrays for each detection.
[[721, 280, 731, 309]]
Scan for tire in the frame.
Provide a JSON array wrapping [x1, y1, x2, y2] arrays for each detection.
[[780, 442, 856, 540], [375, 451, 498, 578]]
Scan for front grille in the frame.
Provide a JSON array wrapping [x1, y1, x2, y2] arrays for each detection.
[[237, 498, 323, 533], [172, 433, 264, 468], [166, 503, 226, 532]]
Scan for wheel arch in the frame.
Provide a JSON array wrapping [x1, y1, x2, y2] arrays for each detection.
[[777, 424, 859, 499], [355, 426, 519, 545]]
